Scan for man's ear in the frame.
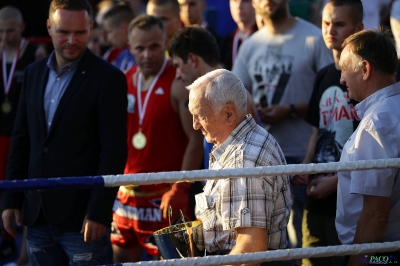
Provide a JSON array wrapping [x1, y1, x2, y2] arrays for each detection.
[[46, 19, 51, 36], [188, 53, 199, 67], [362, 60, 371, 80], [224, 103, 237, 125]]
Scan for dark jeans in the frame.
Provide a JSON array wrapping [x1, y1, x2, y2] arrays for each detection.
[[26, 224, 111, 266]]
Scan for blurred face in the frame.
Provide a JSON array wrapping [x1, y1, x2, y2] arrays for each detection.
[[47, 9, 92, 68], [178, 0, 205, 26], [252, 0, 288, 20], [102, 19, 128, 48], [230, 0, 255, 26], [146, 2, 181, 39], [339, 45, 363, 101], [322, 2, 362, 51], [129, 25, 166, 76], [171, 54, 198, 86], [188, 90, 230, 145], [0, 19, 25, 49], [88, 27, 101, 56]]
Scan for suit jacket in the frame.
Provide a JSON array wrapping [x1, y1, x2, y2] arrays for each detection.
[[2, 49, 128, 231]]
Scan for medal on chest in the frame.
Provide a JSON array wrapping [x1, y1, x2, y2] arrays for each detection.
[[1, 38, 25, 115], [132, 129, 147, 150], [132, 58, 168, 149], [1, 97, 11, 114]]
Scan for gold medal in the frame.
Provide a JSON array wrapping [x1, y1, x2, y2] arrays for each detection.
[[1, 99, 11, 114], [132, 130, 147, 149]]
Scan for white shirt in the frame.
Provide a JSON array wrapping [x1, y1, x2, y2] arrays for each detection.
[[336, 82, 400, 244]]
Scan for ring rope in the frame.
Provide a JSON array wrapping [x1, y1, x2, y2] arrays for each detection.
[[122, 241, 400, 265], [1, 158, 399, 192]]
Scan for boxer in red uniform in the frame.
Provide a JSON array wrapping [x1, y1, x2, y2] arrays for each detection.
[[111, 15, 203, 263]]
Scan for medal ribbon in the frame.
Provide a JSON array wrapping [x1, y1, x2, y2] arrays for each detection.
[[137, 57, 168, 127], [232, 28, 252, 65], [2, 38, 25, 97]]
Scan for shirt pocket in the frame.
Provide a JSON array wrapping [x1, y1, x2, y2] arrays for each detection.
[[195, 192, 217, 231]]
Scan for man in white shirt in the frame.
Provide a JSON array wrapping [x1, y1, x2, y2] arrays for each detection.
[[337, 28, 400, 266]]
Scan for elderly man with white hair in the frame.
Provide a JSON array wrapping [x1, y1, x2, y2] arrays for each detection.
[[188, 69, 292, 266]]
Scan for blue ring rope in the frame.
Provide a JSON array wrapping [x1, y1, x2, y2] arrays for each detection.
[[0, 176, 105, 192]]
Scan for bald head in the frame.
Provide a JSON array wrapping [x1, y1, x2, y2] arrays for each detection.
[[0, 6, 23, 23]]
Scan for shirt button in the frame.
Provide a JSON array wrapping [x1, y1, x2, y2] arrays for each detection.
[[51, 100, 55, 103], [43, 147, 49, 153], [56, 78, 60, 81]]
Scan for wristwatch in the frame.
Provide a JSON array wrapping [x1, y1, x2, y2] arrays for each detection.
[[289, 104, 297, 119]]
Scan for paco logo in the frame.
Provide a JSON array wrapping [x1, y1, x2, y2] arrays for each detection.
[[358, 255, 398, 264]]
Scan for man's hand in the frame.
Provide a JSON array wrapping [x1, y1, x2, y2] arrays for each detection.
[[2, 209, 21, 238], [80, 218, 106, 242], [306, 174, 338, 199], [256, 105, 290, 125], [228, 227, 268, 266], [292, 174, 309, 186], [160, 184, 190, 221]]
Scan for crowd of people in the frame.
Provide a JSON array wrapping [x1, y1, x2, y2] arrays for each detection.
[[0, 0, 400, 266]]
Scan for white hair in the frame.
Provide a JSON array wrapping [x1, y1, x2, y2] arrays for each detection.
[[186, 69, 247, 117]]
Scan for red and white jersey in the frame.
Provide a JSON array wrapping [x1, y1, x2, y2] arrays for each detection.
[[125, 60, 188, 174]]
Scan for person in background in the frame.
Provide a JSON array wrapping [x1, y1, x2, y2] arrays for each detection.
[[111, 15, 203, 263], [146, 0, 182, 41], [177, 0, 220, 43], [0, 5, 46, 263], [102, 4, 136, 71], [320, 0, 392, 30], [1, 0, 127, 264], [292, 0, 363, 265], [390, 0, 400, 58], [168, 26, 258, 169], [232, 0, 333, 254], [220, 0, 257, 71]]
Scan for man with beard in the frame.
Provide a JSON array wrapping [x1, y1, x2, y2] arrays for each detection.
[[232, 0, 333, 251], [1, 0, 128, 265]]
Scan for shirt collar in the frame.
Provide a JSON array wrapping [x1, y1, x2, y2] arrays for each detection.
[[355, 82, 400, 119], [46, 51, 81, 73], [211, 115, 256, 162]]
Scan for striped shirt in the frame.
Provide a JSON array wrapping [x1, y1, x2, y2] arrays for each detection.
[[196, 115, 291, 252]]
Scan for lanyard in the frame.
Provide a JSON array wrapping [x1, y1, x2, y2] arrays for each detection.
[[2, 38, 25, 96], [137, 58, 168, 126]]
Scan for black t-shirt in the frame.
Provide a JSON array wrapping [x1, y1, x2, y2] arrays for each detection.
[[305, 63, 360, 216]]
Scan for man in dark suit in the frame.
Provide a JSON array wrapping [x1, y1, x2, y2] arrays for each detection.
[[1, 0, 127, 265]]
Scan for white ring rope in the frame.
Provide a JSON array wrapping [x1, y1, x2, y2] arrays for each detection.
[[103, 158, 400, 187], [122, 241, 400, 265]]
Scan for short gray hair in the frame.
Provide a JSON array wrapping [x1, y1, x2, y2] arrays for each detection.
[[0, 6, 23, 23], [186, 69, 247, 117]]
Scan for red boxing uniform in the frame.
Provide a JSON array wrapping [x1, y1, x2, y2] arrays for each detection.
[[111, 60, 190, 256]]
